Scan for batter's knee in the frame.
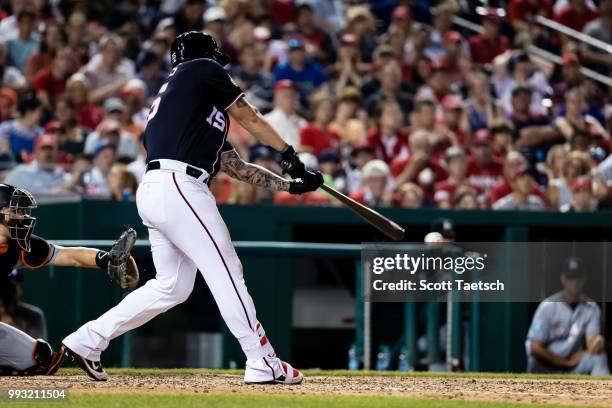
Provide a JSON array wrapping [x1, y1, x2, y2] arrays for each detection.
[[172, 284, 193, 303], [147, 278, 193, 305]]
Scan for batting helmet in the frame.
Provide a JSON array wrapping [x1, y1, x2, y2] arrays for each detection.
[[170, 31, 230, 68], [430, 218, 455, 240], [0, 184, 37, 252]]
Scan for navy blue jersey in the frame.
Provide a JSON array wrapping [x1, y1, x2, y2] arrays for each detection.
[[143, 58, 243, 176]]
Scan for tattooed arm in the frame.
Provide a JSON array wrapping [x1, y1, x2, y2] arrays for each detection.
[[227, 95, 288, 151], [220, 148, 290, 191], [226, 95, 323, 195]]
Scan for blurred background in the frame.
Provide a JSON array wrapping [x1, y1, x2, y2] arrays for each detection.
[[0, 0, 610, 373]]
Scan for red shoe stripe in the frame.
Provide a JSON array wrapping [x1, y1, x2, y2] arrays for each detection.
[[260, 336, 268, 346], [293, 368, 299, 378]]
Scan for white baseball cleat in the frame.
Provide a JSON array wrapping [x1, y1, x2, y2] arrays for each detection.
[[244, 355, 303, 384]]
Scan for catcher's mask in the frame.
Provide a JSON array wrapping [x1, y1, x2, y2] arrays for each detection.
[[0, 184, 36, 252]]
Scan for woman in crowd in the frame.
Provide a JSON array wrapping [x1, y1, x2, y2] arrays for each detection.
[[108, 162, 138, 201]]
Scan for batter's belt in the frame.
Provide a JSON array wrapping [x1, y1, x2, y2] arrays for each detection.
[[146, 159, 210, 184]]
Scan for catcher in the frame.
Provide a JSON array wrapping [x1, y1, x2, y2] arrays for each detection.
[[0, 183, 138, 375]]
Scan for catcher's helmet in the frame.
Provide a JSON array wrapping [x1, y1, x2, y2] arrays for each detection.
[[0, 184, 36, 252], [170, 31, 230, 68]]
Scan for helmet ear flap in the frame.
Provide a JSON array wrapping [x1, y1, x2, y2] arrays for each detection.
[[213, 50, 230, 66]]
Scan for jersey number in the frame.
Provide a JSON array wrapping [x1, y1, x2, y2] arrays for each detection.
[[206, 106, 226, 132], [147, 68, 177, 123]]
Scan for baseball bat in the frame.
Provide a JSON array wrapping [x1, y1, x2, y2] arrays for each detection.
[[320, 184, 405, 241]]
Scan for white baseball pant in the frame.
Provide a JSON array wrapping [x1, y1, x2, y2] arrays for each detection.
[[63, 160, 274, 363]]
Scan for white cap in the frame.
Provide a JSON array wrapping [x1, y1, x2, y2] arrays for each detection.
[[298, 152, 319, 170], [123, 78, 147, 92], [204, 6, 227, 23], [253, 26, 271, 41], [362, 159, 389, 178], [424, 232, 444, 243]]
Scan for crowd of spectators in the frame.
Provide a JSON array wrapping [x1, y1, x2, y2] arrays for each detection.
[[0, 0, 610, 212]]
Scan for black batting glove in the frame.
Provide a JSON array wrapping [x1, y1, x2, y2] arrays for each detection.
[[288, 170, 324, 195], [280, 145, 306, 179]]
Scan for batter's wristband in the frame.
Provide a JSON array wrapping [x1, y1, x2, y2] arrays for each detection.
[[95, 250, 110, 268]]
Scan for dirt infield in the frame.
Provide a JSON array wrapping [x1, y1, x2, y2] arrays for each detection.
[[3, 372, 612, 406]]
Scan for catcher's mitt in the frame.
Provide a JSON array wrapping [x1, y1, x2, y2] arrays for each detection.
[[108, 228, 139, 290]]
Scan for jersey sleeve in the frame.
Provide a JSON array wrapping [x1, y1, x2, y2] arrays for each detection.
[[585, 304, 601, 337], [200, 60, 244, 110], [526, 302, 551, 344], [20, 235, 56, 269], [220, 140, 234, 153]]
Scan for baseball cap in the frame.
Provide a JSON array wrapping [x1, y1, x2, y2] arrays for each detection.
[[434, 189, 450, 203], [445, 146, 465, 162], [119, 79, 147, 102], [152, 30, 172, 45], [510, 164, 530, 181], [274, 79, 298, 93], [350, 143, 374, 157], [373, 44, 394, 60], [93, 140, 116, 157], [103, 97, 126, 114], [203, 6, 227, 23], [287, 38, 305, 50], [318, 149, 340, 164], [441, 94, 464, 110], [490, 122, 514, 135], [430, 218, 455, 239], [298, 152, 319, 170], [67, 72, 91, 88], [339, 86, 361, 103], [477, 7, 505, 23], [44, 121, 65, 133], [444, 31, 462, 44], [562, 256, 586, 278], [249, 144, 275, 161], [136, 49, 159, 70], [0, 150, 15, 171], [98, 119, 122, 134], [509, 53, 530, 73], [473, 128, 492, 146], [35, 134, 58, 150], [346, 5, 371, 23], [362, 159, 389, 178], [561, 53, 580, 66], [392, 5, 410, 20], [253, 26, 271, 42]]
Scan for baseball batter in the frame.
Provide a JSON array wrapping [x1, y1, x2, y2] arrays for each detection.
[[0, 183, 138, 375], [63, 31, 323, 383]]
